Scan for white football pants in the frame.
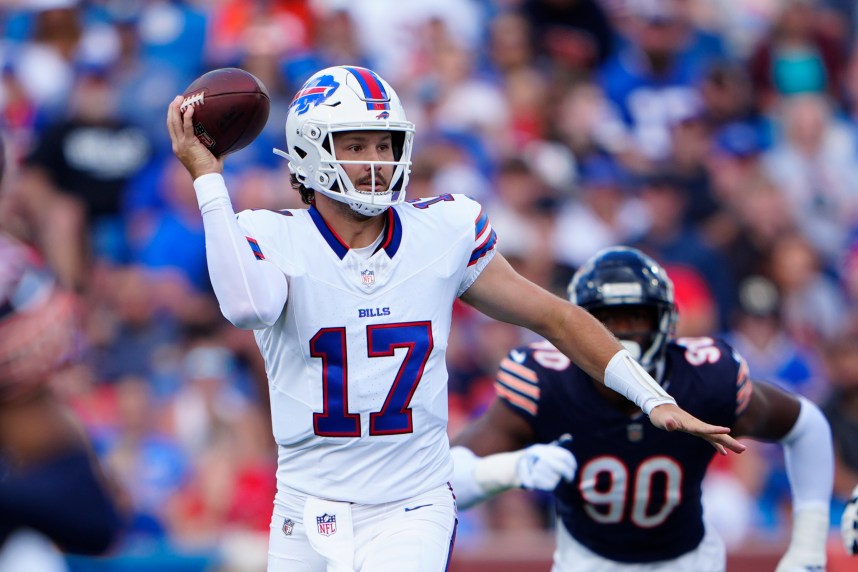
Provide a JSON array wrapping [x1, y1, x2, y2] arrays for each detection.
[[268, 483, 458, 572], [552, 518, 726, 572]]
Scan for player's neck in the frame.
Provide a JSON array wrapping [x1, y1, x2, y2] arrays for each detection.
[[313, 196, 386, 249]]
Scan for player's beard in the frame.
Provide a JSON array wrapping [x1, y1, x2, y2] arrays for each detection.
[[328, 196, 376, 221]]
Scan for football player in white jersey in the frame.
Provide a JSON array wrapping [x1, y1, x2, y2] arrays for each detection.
[[166, 65, 744, 572]]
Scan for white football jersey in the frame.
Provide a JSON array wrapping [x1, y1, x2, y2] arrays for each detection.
[[235, 194, 497, 503]]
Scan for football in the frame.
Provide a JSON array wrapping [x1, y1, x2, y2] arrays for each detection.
[[180, 67, 270, 157]]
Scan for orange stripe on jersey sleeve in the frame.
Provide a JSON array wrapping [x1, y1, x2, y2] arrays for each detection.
[[496, 370, 540, 399], [495, 382, 538, 416], [499, 358, 538, 382], [735, 356, 753, 416]]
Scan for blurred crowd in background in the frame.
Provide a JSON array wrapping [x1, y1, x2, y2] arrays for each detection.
[[1, 0, 858, 570]]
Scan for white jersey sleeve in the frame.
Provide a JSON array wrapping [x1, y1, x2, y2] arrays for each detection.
[[247, 193, 497, 504], [194, 173, 288, 329]]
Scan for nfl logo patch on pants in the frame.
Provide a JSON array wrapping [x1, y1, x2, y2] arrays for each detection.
[[316, 513, 337, 536]]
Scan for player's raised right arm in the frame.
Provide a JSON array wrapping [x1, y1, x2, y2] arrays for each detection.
[[167, 96, 287, 329]]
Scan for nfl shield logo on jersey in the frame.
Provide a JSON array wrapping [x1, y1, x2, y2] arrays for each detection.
[[282, 518, 294, 536], [361, 269, 375, 286], [317, 513, 337, 536], [627, 422, 644, 442]]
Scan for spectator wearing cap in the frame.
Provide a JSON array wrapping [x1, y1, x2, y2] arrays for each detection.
[[726, 275, 822, 398], [596, 0, 727, 164], [552, 154, 647, 275], [706, 120, 769, 216], [761, 93, 858, 265], [630, 168, 737, 330]]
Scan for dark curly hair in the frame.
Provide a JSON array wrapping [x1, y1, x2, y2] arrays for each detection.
[[290, 173, 314, 205]]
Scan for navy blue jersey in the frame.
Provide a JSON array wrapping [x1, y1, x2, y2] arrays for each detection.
[[495, 338, 750, 563]]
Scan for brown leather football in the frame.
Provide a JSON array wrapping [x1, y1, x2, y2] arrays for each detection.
[[180, 67, 270, 157]]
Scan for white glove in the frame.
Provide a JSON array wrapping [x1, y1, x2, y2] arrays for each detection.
[[515, 443, 577, 491], [451, 443, 577, 509], [843, 483, 858, 556]]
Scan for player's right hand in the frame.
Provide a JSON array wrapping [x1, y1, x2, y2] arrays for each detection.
[[649, 402, 746, 455], [166, 95, 223, 180], [843, 483, 858, 556], [515, 444, 577, 491]]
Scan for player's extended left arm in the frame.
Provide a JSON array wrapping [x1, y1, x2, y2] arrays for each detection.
[[775, 397, 834, 572]]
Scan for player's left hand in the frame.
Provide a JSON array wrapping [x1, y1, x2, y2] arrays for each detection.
[[843, 483, 858, 556], [648, 403, 746, 455]]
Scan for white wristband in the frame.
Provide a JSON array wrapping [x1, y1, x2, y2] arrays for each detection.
[[472, 450, 526, 493], [193, 172, 231, 213], [778, 504, 828, 570], [604, 349, 676, 415], [450, 446, 523, 509]]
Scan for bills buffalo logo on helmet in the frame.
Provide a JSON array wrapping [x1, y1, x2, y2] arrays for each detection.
[[290, 75, 340, 115]]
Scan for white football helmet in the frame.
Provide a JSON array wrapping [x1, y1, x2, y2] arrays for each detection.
[[274, 66, 415, 217]]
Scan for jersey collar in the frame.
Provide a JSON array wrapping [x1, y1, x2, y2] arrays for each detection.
[[308, 205, 402, 260]]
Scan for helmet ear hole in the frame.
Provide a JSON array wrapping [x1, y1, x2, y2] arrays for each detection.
[[304, 125, 322, 140]]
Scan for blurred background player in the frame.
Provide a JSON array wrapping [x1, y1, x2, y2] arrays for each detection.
[[0, 133, 124, 568], [451, 246, 833, 572], [168, 64, 742, 571], [844, 482, 858, 556]]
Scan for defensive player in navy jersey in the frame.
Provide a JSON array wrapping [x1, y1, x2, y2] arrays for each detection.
[[0, 135, 123, 561], [168, 65, 743, 571], [452, 247, 833, 572]]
